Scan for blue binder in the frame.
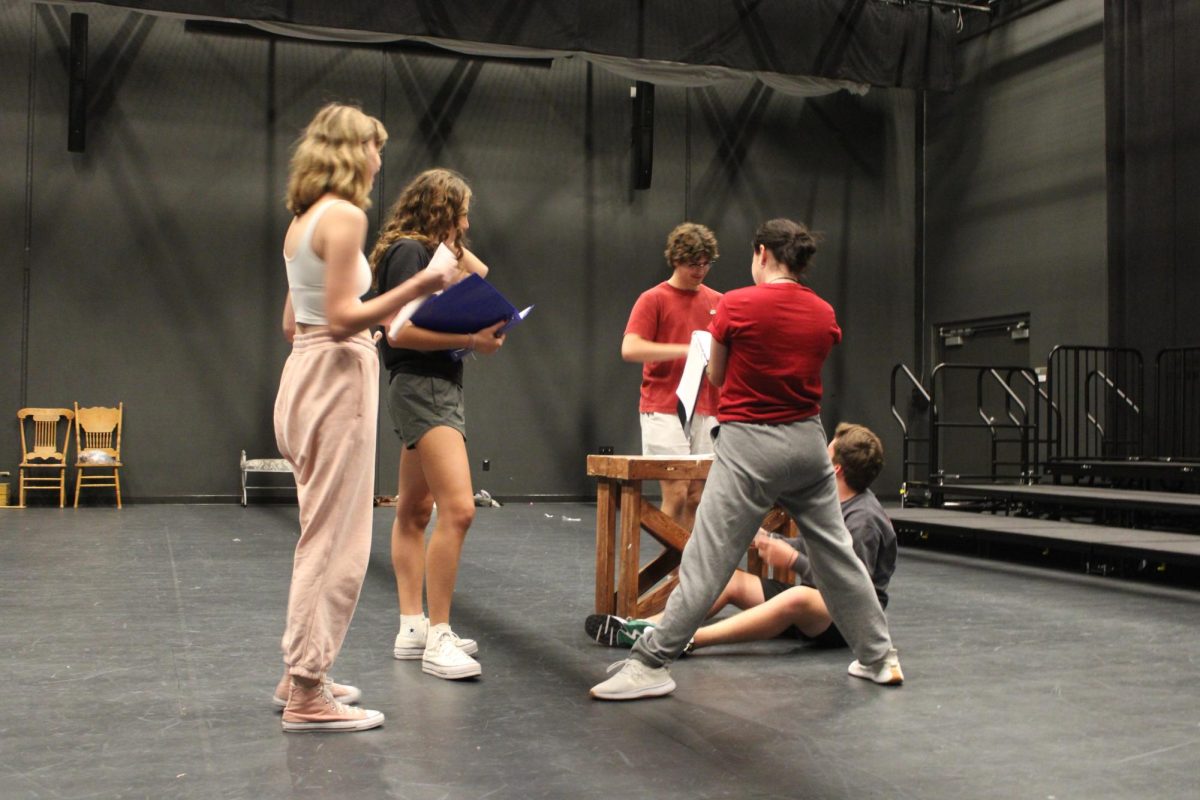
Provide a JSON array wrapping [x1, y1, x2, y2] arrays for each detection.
[[409, 274, 533, 360]]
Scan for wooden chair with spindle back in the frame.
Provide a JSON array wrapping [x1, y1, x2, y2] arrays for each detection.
[[74, 402, 124, 508], [17, 407, 74, 507]]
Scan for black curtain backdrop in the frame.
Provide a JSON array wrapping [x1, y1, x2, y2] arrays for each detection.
[[1105, 0, 1200, 354], [1, 1, 917, 500], [88, 0, 957, 89]]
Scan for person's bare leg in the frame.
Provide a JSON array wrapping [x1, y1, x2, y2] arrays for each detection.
[[415, 427, 475, 626], [679, 478, 705, 532], [692, 586, 832, 649], [392, 446, 432, 617], [658, 478, 691, 531]]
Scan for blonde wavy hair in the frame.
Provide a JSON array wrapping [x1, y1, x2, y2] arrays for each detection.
[[285, 103, 387, 215], [369, 168, 472, 280]]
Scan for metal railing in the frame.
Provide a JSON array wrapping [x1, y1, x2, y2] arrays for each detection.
[[890, 362, 1040, 506], [1001, 367, 1057, 475], [1046, 346, 1143, 462], [890, 364, 931, 505], [1155, 347, 1200, 460], [928, 363, 1041, 491], [890, 346, 1199, 501]]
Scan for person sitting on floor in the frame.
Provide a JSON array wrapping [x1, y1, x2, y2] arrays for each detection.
[[585, 422, 896, 657]]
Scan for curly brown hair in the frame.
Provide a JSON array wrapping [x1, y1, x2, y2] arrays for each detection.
[[831, 422, 884, 493], [285, 103, 386, 216], [664, 222, 719, 269], [369, 168, 472, 281]]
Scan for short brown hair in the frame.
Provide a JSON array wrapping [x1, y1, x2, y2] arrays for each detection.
[[831, 422, 884, 493], [664, 222, 719, 269]]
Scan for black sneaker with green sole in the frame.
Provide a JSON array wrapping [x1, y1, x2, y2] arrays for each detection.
[[585, 614, 655, 647]]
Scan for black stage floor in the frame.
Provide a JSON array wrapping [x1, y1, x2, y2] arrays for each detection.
[[1, 503, 1198, 799]]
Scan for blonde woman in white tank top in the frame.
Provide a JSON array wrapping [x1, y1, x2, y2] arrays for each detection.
[[271, 104, 454, 733]]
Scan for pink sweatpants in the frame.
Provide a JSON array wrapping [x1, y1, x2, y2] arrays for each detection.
[[273, 331, 379, 680]]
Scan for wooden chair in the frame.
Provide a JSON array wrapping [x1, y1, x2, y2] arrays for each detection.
[[17, 407, 74, 507], [74, 402, 123, 508]]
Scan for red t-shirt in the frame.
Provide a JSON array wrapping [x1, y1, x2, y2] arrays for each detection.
[[708, 282, 842, 423], [624, 281, 723, 414]]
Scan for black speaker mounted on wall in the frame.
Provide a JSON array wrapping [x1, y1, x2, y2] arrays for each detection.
[[631, 81, 654, 191], [68, 12, 88, 153]]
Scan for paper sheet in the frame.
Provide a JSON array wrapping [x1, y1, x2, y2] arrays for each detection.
[[675, 330, 712, 435]]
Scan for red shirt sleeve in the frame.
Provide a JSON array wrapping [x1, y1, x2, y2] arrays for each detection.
[[624, 288, 661, 339], [709, 295, 732, 344]]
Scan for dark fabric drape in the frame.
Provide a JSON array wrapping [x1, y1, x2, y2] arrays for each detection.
[[87, 0, 957, 90], [1105, 0, 1200, 353]]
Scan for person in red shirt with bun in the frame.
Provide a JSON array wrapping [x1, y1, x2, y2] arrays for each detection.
[[592, 218, 904, 700], [622, 223, 722, 532]]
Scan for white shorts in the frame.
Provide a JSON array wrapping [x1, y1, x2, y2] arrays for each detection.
[[640, 412, 717, 457]]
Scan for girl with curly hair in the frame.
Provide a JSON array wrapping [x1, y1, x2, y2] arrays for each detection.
[[371, 168, 503, 680]]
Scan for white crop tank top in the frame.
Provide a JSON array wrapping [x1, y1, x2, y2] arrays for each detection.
[[284, 199, 372, 326]]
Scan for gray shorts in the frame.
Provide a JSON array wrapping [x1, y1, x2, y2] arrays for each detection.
[[387, 373, 467, 449]]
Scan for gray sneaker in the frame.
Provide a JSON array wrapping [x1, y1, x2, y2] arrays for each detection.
[[848, 647, 904, 685], [589, 659, 675, 701]]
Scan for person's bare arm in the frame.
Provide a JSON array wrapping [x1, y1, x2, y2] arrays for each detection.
[[706, 338, 729, 386], [621, 333, 690, 363], [753, 530, 800, 570], [319, 204, 451, 338], [458, 246, 489, 278], [388, 319, 507, 354]]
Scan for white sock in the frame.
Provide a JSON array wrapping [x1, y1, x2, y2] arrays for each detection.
[[400, 614, 427, 635]]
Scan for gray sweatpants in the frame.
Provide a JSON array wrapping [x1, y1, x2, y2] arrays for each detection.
[[631, 417, 894, 668]]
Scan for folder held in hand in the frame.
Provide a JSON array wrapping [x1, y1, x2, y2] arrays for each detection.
[[408, 273, 534, 360]]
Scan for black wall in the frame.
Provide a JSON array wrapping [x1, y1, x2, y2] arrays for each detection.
[[913, 0, 1109, 483], [924, 0, 1108, 372], [2, 1, 915, 501], [1106, 0, 1200, 355]]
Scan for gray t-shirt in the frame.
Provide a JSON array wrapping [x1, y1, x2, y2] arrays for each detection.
[[780, 488, 897, 608]]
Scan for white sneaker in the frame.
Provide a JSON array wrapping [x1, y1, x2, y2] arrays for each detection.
[[394, 617, 478, 660], [589, 659, 675, 701], [422, 627, 482, 680], [848, 647, 905, 685]]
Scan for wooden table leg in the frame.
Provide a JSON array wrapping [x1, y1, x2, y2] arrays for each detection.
[[594, 478, 617, 614], [617, 480, 642, 618], [636, 574, 679, 618]]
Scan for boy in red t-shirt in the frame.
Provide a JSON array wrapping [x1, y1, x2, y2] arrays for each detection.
[[593, 219, 904, 701], [622, 223, 722, 532]]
